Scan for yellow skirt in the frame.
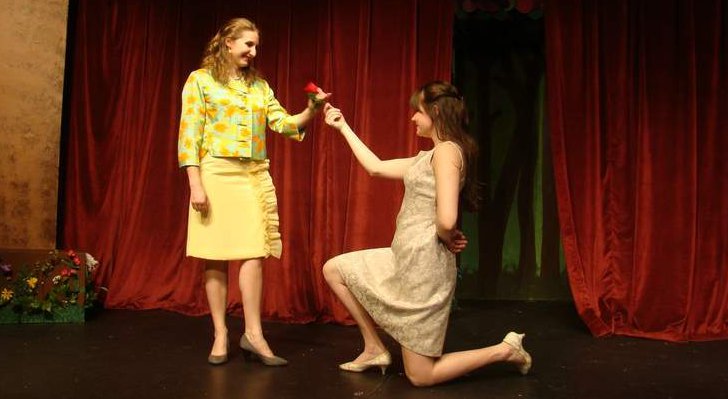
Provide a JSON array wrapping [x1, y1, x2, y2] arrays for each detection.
[[186, 156, 282, 260]]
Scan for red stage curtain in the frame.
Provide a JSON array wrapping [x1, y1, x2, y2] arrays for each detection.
[[61, 0, 452, 323], [545, 0, 728, 340]]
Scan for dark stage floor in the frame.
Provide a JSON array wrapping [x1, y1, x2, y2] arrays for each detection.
[[2, 301, 727, 399]]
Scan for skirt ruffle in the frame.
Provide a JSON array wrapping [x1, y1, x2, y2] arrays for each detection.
[[248, 161, 282, 258]]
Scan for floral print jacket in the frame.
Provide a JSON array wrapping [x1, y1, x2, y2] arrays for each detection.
[[178, 69, 303, 167]]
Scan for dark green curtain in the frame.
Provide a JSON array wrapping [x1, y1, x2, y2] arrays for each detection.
[[453, 2, 567, 300]]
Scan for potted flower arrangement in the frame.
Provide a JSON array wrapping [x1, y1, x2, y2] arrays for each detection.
[[0, 250, 102, 323]]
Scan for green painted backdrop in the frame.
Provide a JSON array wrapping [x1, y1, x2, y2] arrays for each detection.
[[453, 5, 569, 300]]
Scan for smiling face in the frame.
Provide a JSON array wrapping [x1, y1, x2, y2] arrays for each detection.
[[225, 29, 259, 69], [411, 101, 435, 138]]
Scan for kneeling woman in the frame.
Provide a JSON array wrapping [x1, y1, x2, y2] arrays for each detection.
[[322, 81, 532, 386]]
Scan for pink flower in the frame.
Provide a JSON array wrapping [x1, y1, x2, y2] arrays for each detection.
[[0, 262, 11, 280]]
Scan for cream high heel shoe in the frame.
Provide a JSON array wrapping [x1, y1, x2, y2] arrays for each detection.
[[338, 351, 392, 375], [502, 331, 532, 375]]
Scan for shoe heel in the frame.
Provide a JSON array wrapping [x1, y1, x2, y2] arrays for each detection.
[[207, 335, 229, 365], [503, 331, 532, 376], [379, 365, 387, 375]]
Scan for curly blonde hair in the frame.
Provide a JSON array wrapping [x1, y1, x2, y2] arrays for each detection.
[[200, 18, 261, 85]]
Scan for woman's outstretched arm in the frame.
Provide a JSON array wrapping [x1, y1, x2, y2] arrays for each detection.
[[324, 103, 415, 180]]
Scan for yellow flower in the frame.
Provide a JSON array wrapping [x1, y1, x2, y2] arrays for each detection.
[[252, 135, 265, 154], [224, 107, 237, 118], [26, 277, 38, 289], [1, 288, 12, 301], [213, 121, 229, 133]]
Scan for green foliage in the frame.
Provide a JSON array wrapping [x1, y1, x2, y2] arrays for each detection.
[[0, 250, 100, 317]]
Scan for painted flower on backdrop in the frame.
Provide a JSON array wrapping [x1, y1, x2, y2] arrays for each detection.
[[461, 0, 541, 13]]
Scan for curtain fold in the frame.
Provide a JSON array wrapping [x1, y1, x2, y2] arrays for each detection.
[[545, 0, 728, 340], [61, 0, 452, 322]]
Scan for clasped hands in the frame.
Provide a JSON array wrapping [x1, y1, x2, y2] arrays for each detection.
[[440, 229, 468, 254]]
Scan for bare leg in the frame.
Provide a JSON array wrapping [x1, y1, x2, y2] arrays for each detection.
[[323, 259, 387, 361], [401, 342, 527, 387], [204, 260, 229, 356], [239, 258, 276, 357]]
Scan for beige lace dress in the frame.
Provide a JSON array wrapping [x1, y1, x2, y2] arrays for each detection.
[[330, 146, 460, 357]]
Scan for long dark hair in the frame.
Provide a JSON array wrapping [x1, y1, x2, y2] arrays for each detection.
[[200, 17, 261, 85], [411, 81, 480, 211]]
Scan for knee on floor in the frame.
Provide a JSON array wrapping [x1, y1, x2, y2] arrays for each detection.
[[406, 371, 436, 387]]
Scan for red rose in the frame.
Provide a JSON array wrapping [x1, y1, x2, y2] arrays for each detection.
[[67, 250, 77, 258], [303, 82, 320, 95]]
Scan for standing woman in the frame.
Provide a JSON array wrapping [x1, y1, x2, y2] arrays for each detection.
[[178, 17, 328, 366], [322, 81, 531, 386]]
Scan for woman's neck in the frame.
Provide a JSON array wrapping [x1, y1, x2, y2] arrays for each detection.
[[431, 132, 444, 146], [229, 67, 242, 80]]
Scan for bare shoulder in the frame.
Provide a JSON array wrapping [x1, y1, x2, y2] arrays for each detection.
[[432, 141, 464, 170]]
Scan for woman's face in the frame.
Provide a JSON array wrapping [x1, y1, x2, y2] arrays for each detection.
[[226, 30, 259, 68], [411, 103, 434, 138]]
